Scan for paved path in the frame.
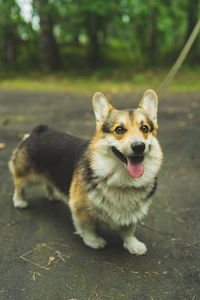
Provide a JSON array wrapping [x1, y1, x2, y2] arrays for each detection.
[[0, 90, 199, 300]]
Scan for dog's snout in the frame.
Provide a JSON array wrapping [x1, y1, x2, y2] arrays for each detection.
[[131, 142, 145, 154]]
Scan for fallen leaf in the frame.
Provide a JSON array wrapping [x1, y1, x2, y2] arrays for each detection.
[[0, 143, 6, 149], [17, 115, 25, 121], [187, 113, 194, 120], [49, 256, 55, 262], [179, 121, 185, 127], [191, 101, 198, 108]]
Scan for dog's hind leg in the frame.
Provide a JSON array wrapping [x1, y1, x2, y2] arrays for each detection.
[[9, 143, 30, 208], [120, 224, 147, 255], [12, 177, 28, 208]]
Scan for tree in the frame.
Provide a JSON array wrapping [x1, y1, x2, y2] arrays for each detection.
[[33, 0, 60, 72], [185, 0, 200, 62], [60, 0, 123, 69], [1, 0, 200, 72], [0, 0, 22, 70], [84, 12, 106, 68]]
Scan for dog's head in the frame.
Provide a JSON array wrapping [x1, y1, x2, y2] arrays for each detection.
[[92, 89, 160, 179]]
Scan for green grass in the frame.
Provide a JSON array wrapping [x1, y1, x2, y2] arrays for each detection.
[[0, 68, 199, 94]]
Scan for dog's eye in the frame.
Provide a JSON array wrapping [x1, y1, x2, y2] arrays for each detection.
[[115, 126, 127, 135], [140, 125, 149, 134]]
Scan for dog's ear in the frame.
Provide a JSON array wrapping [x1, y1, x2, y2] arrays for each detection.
[[139, 89, 158, 122], [92, 92, 113, 124]]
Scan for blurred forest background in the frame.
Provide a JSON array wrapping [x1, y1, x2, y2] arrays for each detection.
[[0, 0, 199, 90]]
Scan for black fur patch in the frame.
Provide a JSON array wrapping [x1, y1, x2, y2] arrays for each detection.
[[148, 120, 154, 132], [24, 125, 89, 193], [146, 177, 157, 199], [79, 154, 98, 192], [126, 109, 134, 122], [102, 122, 111, 133], [112, 146, 127, 164], [101, 113, 116, 133]]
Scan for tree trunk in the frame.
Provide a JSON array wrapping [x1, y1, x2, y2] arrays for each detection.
[[85, 13, 102, 69], [149, 6, 159, 65], [185, 0, 199, 41], [1, 25, 17, 69], [1, 0, 17, 69], [185, 0, 200, 61], [34, 0, 60, 72]]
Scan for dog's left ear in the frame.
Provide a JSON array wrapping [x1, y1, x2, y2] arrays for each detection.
[[139, 89, 158, 122], [92, 92, 113, 125]]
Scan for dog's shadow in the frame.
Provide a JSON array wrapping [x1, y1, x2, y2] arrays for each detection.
[[24, 197, 124, 249], [21, 197, 152, 261], [22, 198, 74, 239]]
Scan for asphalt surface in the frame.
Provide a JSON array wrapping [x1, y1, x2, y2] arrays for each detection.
[[0, 90, 199, 300]]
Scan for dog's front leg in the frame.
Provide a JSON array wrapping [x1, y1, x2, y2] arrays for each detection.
[[71, 212, 107, 249], [119, 224, 147, 255], [69, 171, 107, 249]]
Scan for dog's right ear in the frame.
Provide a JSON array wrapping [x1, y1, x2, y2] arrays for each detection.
[[92, 92, 113, 125], [139, 89, 158, 123]]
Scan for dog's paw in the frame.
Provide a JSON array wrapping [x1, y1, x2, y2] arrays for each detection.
[[13, 194, 28, 208], [124, 237, 147, 255], [83, 235, 107, 249]]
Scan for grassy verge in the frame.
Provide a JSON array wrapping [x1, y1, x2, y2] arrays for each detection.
[[0, 68, 199, 94]]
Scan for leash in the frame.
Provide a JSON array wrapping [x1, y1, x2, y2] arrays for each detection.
[[157, 19, 200, 95]]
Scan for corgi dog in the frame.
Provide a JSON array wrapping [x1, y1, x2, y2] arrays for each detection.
[[9, 89, 163, 255]]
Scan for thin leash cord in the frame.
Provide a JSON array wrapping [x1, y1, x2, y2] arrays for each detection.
[[157, 19, 200, 95]]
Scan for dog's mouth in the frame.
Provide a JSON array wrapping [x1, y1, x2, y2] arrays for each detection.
[[111, 146, 144, 178]]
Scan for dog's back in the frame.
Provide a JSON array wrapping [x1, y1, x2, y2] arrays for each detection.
[[9, 124, 88, 206]]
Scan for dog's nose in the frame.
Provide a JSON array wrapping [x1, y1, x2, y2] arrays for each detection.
[[131, 142, 145, 154]]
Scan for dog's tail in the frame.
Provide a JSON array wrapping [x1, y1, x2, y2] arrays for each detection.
[[22, 133, 30, 141]]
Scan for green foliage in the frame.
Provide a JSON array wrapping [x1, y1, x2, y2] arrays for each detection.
[[0, 0, 199, 72]]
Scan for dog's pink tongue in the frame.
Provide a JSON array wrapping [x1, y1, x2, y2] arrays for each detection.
[[127, 158, 144, 178]]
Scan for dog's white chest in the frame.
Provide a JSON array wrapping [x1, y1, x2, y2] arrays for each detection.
[[88, 183, 152, 227]]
